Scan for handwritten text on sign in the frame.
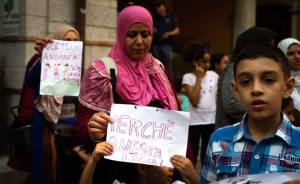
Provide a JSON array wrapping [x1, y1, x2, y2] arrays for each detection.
[[40, 40, 83, 96], [105, 104, 189, 167]]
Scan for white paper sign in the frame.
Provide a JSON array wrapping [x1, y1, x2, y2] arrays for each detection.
[[105, 104, 190, 167], [40, 40, 83, 96], [212, 172, 300, 184]]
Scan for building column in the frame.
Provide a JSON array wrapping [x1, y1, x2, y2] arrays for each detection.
[[291, 0, 300, 38], [84, 0, 116, 69], [233, 0, 256, 48]]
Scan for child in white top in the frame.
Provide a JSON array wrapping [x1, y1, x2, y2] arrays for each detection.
[[181, 44, 218, 167]]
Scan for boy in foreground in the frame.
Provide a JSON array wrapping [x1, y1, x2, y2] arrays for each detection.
[[201, 44, 300, 183]]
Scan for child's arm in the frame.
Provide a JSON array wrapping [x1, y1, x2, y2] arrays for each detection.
[[170, 155, 199, 184], [79, 142, 113, 184], [73, 145, 90, 163], [183, 64, 205, 107]]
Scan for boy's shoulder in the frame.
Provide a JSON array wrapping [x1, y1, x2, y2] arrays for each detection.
[[210, 122, 242, 142], [211, 118, 300, 147], [278, 115, 300, 148]]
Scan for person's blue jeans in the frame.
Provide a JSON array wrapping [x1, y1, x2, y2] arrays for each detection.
[[151, 44, 173, 78]]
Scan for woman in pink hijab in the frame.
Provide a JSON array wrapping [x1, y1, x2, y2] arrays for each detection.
[[75, 5, 195, 183], [76, 5, 178, 144]]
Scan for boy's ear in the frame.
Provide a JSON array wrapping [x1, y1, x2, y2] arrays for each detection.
[[283, 77, 295, 98], [232, 80, 240, 101]]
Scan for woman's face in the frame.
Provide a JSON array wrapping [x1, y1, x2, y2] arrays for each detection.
[[216, 55, 229, 74], [64, 30, 79, 41], [194, 52, 211, 71], [287, 44, 300, 70], [203, 52, 211, 63], [125, 23, 152, 61]]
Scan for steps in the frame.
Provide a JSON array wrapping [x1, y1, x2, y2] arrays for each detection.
[[0, 156, 29, 184]]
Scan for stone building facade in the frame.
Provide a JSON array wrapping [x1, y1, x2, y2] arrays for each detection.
[[0, 0, 117, 154], [0, 0, 117, 124]]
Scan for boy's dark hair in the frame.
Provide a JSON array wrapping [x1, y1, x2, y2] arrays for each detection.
[[232, 26, 276, 60], [282, 97, 293, 110], [233, 44, 291, 80], [210, 52, 226, 70]]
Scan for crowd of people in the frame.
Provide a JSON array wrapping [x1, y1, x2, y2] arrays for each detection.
[[7, 2, 300, 184]]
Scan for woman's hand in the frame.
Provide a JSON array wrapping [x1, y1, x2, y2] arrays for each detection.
[[88, 112, 112, 142], [170, 155, 199, 184], [90, 142, 113, 162], [34, 36, 53, 55]]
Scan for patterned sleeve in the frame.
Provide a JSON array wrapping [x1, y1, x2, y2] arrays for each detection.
[[200, 137, 217, 184], [78, 60, 113, 113]]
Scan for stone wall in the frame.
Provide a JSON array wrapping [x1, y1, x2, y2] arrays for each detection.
[[84, 0, 116, 69], [0, 0, 117, 154]]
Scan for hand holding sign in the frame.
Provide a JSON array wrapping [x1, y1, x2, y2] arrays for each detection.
[[105, 104, 190, 167], [90, 142, 114, 162], [35, 36, 53, 55], [88, 111, 112, 142]]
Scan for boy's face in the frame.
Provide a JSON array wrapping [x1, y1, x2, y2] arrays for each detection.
[[232, 57, 294, 122]]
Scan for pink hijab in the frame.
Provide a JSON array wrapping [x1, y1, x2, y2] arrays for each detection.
[[79, 6, 178, 112]]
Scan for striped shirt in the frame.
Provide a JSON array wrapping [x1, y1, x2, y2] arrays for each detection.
[[200, 114, 300, 184]]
